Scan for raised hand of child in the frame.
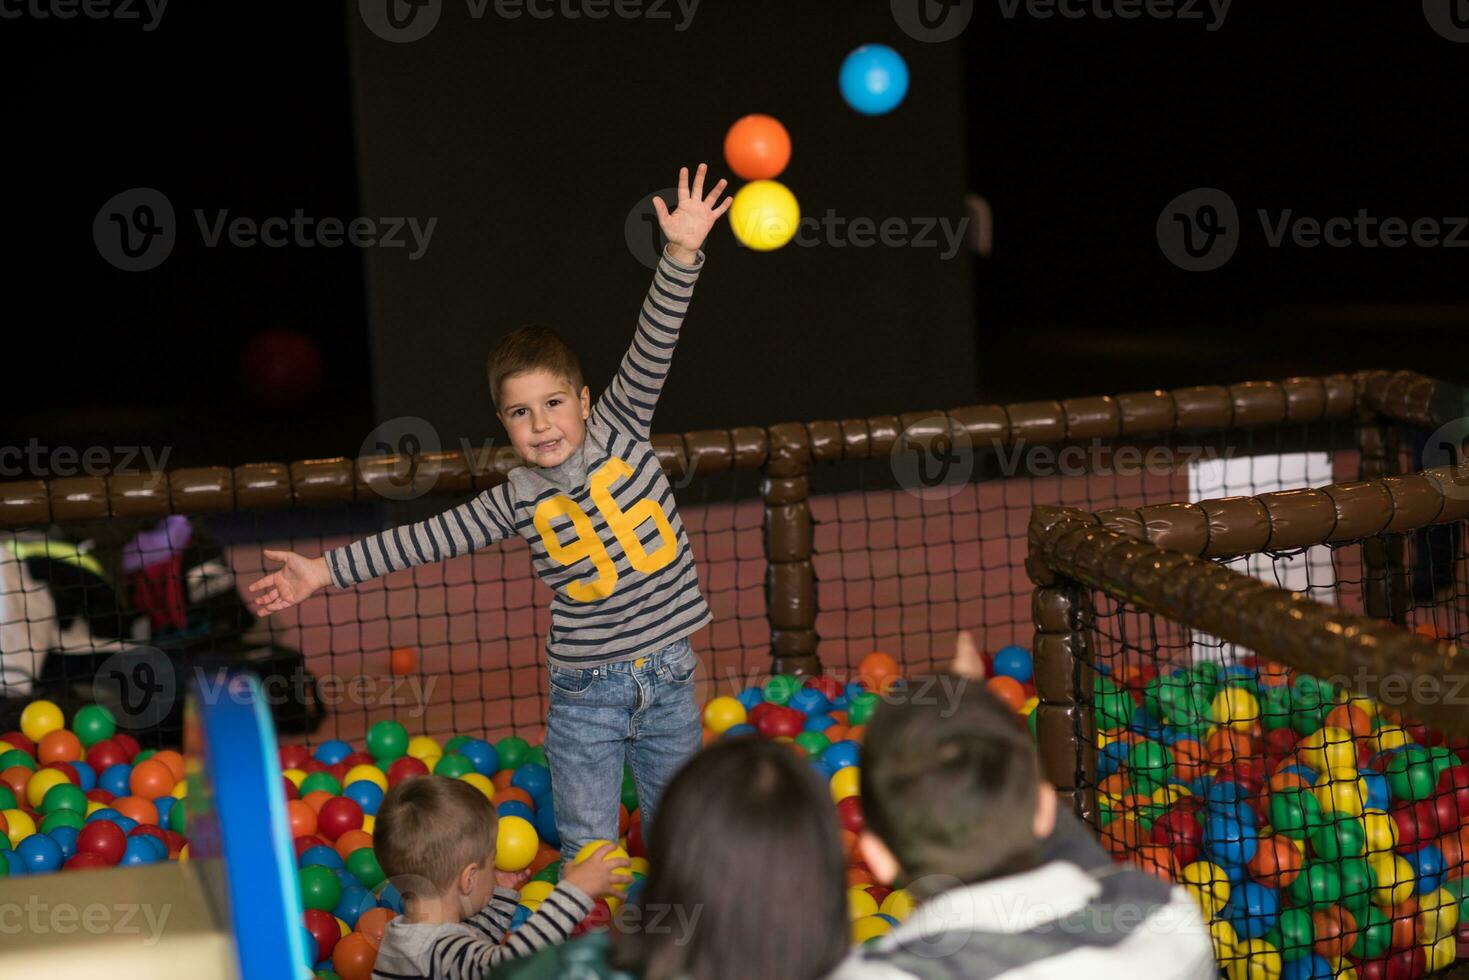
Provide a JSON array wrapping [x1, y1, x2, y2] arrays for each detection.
[[248, 551, 332, 616], [561, 843, 632, 901], [654, 163, 732, 264]]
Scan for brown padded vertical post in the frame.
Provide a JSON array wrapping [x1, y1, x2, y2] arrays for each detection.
[[1032, 575, 1098, 824], [1357, 385, 1410, 626], [765, 423, 818, 676]]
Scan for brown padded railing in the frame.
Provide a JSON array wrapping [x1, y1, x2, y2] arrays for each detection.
[[1027, 460, 1469, 823], [0, 368, 1462, 675]]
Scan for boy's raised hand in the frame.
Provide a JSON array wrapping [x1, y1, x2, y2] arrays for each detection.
[[561, 843, 632, 901], [654, 163, 732, 264], [248, 550, 332, 615]]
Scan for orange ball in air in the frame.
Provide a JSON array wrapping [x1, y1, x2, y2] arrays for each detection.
[[723, 114, 791, 181]]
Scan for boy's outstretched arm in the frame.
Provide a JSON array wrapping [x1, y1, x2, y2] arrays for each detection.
[[593, 163, 731, 443]]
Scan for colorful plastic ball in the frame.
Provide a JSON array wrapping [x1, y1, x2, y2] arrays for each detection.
[[1405, 843, 1445, 894], [301, 845, 345, 871], [38, 729, 82, 765], [1349, 903, 1391, 959], [15, 832, 63, 873], [70, 704, 116, 747], [301, 864, 344, 912], [331, 931, 376, 980], [1224, 881, 1280, 940], [1360, 808, 1398, 855], [1385, 745, 1437, 803], [823, 740, 861, 772], [760, 674, 799, 706], [1309, 813, 1366, 862], [787, 688, 831, 718], [1288, 861, 1343, 909], [1309, 905, 1357, 961], [343, 779, 385, 817], [723, 114, 791, 181], [838, 44, 909, 116], [455, 739, 498, 777], [365, 721, 408, 762], [344, 847, 385, 891], [723, 723, 757, 738], [333, 885, 375, 928], [97, 763, 130, 798], [313, 740, 353, 766], [1279, 954, 1332, 980], [492, 736, 528, 772], [77, 818, 126, 864], [728, 180, 800, 252], [19, 701, 63, 742], [41, 810, 85, 835], [829, 766, 861, 803], [128, 759, 175, 800], [495, 815, 539, 872], [25, 767, 69, 810], [497, 800, 533, 823], [1211, 688, 1261, 731], [1270, 788, 1326, 841], [1367, 851, 1415, 906], [991, 646, 1033, 683], [1248, 834, 1304, 889], [119, 835, 160, 866], [511, 763, 552, 800], [319, 798, 365, 841], [301, 772, 343, 798], [1204, 814, 1259, 867]]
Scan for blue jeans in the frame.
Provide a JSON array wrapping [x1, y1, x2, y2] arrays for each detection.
[[543, 635, 702, 869]]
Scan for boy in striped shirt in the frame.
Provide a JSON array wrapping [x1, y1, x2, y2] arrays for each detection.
[[370, 775, 628, 979], [250, 164, 732, 868]]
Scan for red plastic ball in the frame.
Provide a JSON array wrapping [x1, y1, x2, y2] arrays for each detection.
[[279, 744, 310, 771], [86, 738, 128, 772], [294, 834, 328, 860], [0, 732, 34, 755], [65, 851, 109, 871], [318, 797, 365, 841], [304, 907, 340, 962], [836, 795, 864, 835], [283, 776, 299, 801], [112, 733, 141, 760], [1148, 811, 1203, 867], [85, 788, 116, 805], [77, 819, 127, 864], [627, 815, 646, 859], [387, 756, 429, 788], [809, 675, 844, 700], [40, 761, 80, 786], [300, 759, 328, 775]]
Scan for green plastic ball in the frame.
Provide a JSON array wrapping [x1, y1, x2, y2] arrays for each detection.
[[496, 736, 530, 772], [0, 851, 8, 877], [299, 864, 343, 912], [763, 674, 800, 705], [72, 704, 116, 747], [347, 847, 385, 890], [1259, 687, 1293, 731], [1276, 907, 1314, 961], [620, 769, 639, 812], [1287, 861, 1342, 909], [41, 783, 87, 815], [524, 744, 547, 767], [0, 786, 16, 810], [366, 720, 409, 761], [1428, 746, 1459, 781], [1269, 787, 1325, 840], [1309, 814, 1366, 862], [1127, 741, 1173, 786], [434, 753, 474, 779], [1349, 902, 1390, 960], [40, 810, 85, 834], [794, 732, 831, 757], [443, 735, 470, 754], [0, 749, 36, 772], [532, 861, 562, 884], [1385, 744, 1437, 802], [299, 772, 342, 797], [1092, 676, 1136, 730], [169, 798, 187, 834], [1337, 857, 1375, 916], [846, 692, 879, 726], [134, 748, 157, 763]]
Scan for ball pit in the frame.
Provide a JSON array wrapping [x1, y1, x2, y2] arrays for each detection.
[[1093, 652, 1469, 978]]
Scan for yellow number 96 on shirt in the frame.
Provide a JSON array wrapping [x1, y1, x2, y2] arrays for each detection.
[[532, 457, 678, 602]]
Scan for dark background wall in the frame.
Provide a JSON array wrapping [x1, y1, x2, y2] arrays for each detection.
[[1, 2, 1465, 474]]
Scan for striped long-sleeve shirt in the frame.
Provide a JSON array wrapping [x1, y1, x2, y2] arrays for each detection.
[[326, 245, 712, 668], [370, 882, 594, 979]]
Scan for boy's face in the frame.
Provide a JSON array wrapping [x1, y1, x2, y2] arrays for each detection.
[[497, 369, 592, 469]]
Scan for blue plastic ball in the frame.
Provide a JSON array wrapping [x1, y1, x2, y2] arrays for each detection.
[[314, 740, 353, 766], [48, 826, 79, 861], [154, 796, 176, 827], [334, 885, 375, 927], [1360, 770, 1390, 811], [788, 688, 832, 717], [1203, 814, 1258, 866], [512, 764, 552, 800], [301, 845, 345, 870], [1407, 844, 1445, 894], [16, 833, 63, 873], [334, 868, 362, 890], [844, 682, 866, 702], [510, 904, 532, 929], [86, 807, 121, 825], [458, 738, 500, 777], [992, 645, 1033, 683], [72, 761, 96, 792], [534, 796, 560, 848], [822, 740, 861, 773], [839, 44, 909, 116], [803, 714, 836, 734], [100, 763, 132, 798], [1097, 741, 1131, 779], [1282, 954, 1334, 980], [376, 880, 404, 913], [498, 800, 535, 822], [344, 779, 385, 816], [723, 723, 757, 738], [119, 835, 159, 866], [113, 815, 139, 834], [735, 687, 764, 711], [1223, 881, 1279, 940]]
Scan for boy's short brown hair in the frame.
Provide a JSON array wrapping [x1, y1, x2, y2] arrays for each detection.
[[374, 776, 498, 899], [487, 325, 585, 410], [860, 681, 1041, 896]]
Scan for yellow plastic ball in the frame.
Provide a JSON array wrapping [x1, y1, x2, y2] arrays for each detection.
[[520, 898, 542, 913], [1211, 688, 1261, 731], [179, 843, 190, 862], [830, 766, 861, 803], [573, 839, 633, 889], [25, 768, 70, 810], [1315, 767, 1367, 817], [1368, 852, 1415, 907], [1209, 919, 1240, 961], [728, 179, 800, 251], [1370, 726, 1411, 754], [1361, 808, 1398, 855], [1298, 727, 1355, 773], [1417, 886, 1459, 944], [282, 768, 307, 788], [496, 816, 541, 872], [1226, 939, 1281, 980], [171, 780, 187, 800], [84, 800, 106, 817], [701, 696, 747, 735], [1152, 785, 1192, 806], [847, 886, 879, 921], [879, 889, 915, 922], [362, 814, 375, 835], [628, 857, 650, 877], [1427, 933, 1458, 973], [519, 880, 556, 905], [20, 700, 64, 742], [459, 773, 496, 801], [335, 916, 349, 938], [852, 914, 892, 944], [407, 735, 442, 761], [3, 808, 37, 847], [1181, 861, 1231, 918], [1020, 696, 1038, 717], [344, 765, 388, 793]]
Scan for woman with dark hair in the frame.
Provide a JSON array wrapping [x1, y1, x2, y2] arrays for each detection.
[[490, 736, 851, 980]]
